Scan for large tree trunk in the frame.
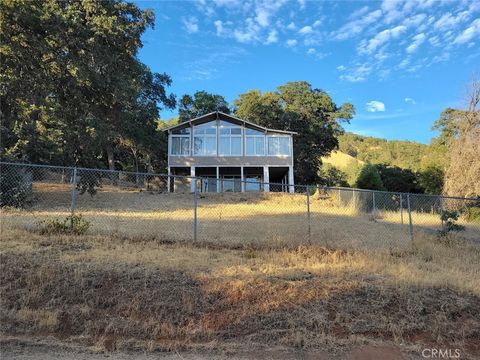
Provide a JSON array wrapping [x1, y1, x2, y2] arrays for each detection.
[[107, 147, 115, 171], [106, 145, 118, 185]]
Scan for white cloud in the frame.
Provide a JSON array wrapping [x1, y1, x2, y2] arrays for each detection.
[[404, 97, 416, 104], [313, 20, 322, 27], [406, 33, 426, 53], [286, 39, 297, 47], [434, 11, 469, 30], [298, 0, 306, 9], [366, 100, 386, 112], [454, 19, 480, 44], [333, 9, 382, 40], [337, 65, 346, 71], [348, 6, 369, 20], [403, 13, 427, 27], [182, 16, 199, 33], [265, 29, 278, 44], [307, 48, 316, 55], [256, 8, 270, 27], [287, 22, 296, 30], [358, 25, 407, 54], [214, 20, 223, 35], [299, 25, 313, 34], [340, 63, 372, 82]]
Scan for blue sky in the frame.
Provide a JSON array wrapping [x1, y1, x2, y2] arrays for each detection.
[[136, 0, 480, 144]]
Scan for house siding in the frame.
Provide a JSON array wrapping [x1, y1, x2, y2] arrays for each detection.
[[169, 155, 292, 167]]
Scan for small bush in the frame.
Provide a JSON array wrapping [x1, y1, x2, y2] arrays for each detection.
[[38, 214, 91, 235], [437, 210, 465, 238]]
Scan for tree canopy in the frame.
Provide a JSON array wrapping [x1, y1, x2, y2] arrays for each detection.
[[234, 81, 355, 184], [179, 91, 230, 123], [0, 0, 175, 170]]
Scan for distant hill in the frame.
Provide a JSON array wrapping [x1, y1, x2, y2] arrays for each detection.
[[327, 132, 448, 172]]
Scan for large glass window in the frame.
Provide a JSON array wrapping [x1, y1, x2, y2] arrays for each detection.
[[170, 127, 191, 155], [268, 136, 291, 156], [171, 137, 190, 155], [194, 122, 217, 155], [218, 122, 242, 156], [245, 128, 265, 156]]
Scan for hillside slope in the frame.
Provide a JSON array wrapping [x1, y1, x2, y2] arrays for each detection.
[[329, 132, 448, 171]]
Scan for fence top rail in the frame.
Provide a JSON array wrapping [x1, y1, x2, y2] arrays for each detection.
[[1, 161, 479, 201], [324, 186, 479, 202]]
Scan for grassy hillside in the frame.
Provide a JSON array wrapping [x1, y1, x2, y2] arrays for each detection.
[[321, 151, 364, 170], [333, 132, 448, 171]]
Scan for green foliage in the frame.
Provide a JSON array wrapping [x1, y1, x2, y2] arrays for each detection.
[[376, 164, 422, 193], [319, 164, 349, 187], [355, 164, 385, 191], [337, 132, 448, 172], [179, 91, 230, 123], [432, 108, 464, 145], [0, 164, 31, 207], [418, 166, 444, 195], [0, 0, 175, 172], [461, 207, 480, 224], [438, 211, 465, 237], [38, 214, 91, 235], [234, 81, 354, 184]]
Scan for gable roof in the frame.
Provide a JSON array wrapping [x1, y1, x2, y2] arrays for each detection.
[[161, 111, 297, 135]]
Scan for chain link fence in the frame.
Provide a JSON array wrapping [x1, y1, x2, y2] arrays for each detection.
[[1, 162, 479, 251]]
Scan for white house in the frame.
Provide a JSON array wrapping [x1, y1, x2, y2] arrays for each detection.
[[163, 111, 296, 193]]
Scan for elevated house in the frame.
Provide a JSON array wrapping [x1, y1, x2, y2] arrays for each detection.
[[163, 111, 296, 193]]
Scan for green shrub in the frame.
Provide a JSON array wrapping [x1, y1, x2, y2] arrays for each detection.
[[437, 210, 465, 237], [38, 214, 91, 235]]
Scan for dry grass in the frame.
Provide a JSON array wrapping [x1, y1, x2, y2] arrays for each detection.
[[2, 183, 478, 251], [321, 151, 364, 170], [1, 225, 480, 356]]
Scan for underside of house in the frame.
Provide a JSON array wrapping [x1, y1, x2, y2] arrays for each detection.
[[168, 166, 292, 193]]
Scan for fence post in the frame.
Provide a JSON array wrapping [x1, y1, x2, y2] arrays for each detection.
[[372, 191, 376, 214], [306, 185, 311, 245], [70, 167, 78, 228], [407, 193, 414, 244], [439, 196, 444, 229], [399, 193, 404, 225], [193, 177, 198, 242]]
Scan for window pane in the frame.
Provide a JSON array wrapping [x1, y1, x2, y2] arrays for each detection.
[[222, 178, 234, 192], [231, 128, 242, 135], [219, 137, 230, 155], [246, 137, 255, 155], [246, 177, 261, 191], [246, 128, 263, 135], [181, 138, 190, 155], [279, 137, 290, 155], [205, 137, 216, 155], [172, 127, 191, 135], [219, 128, 230, 135], [194, 137, 202, 155], [205, 128, 217, 135], [255, 137, 265, 155], [268, 137, 278, 155], [231, 137, 241, 155], [172, 138, 181, 155]]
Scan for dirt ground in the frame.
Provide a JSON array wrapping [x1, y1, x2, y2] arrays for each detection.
[[0, 338, 424, 360]]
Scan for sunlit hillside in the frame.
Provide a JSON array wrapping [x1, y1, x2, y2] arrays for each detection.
[[321, 150, 364, 170]]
